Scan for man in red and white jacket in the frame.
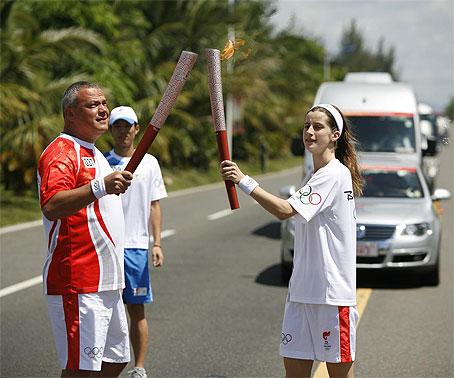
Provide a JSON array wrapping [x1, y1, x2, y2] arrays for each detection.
[[37, 81, 133, 377]]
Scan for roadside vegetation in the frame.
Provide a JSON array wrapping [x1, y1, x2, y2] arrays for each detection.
[[1, 0, 403, 227], [0, 186, 41, 227]]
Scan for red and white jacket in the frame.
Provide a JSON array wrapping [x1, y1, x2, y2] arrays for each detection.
[[38, 133, 125, 295]]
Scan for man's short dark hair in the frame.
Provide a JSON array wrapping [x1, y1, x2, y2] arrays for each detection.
[[61, 81, 101, 114]]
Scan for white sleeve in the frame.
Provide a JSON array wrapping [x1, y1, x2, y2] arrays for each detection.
[[287, 169, 337, 222]]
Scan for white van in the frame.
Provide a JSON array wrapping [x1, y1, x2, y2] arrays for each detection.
[[303, 73, 422, 178]]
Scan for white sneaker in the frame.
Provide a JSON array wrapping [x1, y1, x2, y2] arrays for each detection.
[[127, 367, 147, 378]]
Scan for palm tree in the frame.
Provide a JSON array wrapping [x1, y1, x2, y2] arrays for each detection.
[[0, 1, 106, 191], [0, 0, 328, 191]]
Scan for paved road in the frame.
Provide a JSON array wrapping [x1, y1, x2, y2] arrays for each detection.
[[1, 144, 452, 377], [354, 143, 454, 378]]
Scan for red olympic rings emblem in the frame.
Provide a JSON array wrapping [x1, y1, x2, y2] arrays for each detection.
[[299, 185, 322, 205]]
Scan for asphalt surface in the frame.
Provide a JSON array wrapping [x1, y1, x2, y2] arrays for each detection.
[[354, 142, 454, 378], [1, 143, 453, 378]]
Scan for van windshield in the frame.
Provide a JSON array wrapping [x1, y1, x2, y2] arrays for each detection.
[[348, 115, 416, 153]]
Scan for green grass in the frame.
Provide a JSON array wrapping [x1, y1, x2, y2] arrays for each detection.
[[0, 187, 41, 227], [0, 155, 303, 227]]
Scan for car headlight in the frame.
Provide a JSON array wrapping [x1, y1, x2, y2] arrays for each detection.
[[397, 223, 432, 236]]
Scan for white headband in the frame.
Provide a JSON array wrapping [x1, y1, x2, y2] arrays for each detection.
[[309, 103, 344, 134]]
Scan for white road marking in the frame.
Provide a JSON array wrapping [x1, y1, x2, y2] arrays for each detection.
[[207, 197, 259, 220], [150, 229, 176, 241], [0, 220, 42, 235], [0, 276, 43, 298], [0, 229, 177, 298], [207, 209, 233, 220]]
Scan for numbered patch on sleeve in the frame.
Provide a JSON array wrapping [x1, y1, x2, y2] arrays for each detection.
[[82, 157, 95, 168]]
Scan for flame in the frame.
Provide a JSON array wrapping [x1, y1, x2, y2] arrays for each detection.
[[220, 38, 247, 61]]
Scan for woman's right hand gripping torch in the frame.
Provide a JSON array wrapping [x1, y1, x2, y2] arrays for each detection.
[[205, 48, 240, 210]]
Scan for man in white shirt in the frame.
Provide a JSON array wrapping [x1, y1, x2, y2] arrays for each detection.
[[39, 82, 133, 377], [105, 106, 168, 378]]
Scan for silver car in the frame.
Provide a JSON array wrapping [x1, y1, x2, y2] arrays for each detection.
[[279, 156, 450, 285]]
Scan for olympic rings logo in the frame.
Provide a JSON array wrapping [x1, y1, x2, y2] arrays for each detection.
[[84, 346, 103, 359], [281, 333, 292, 345], [298, 185, 322, 206]]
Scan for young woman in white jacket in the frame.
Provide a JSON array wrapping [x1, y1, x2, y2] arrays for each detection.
[[221, 104, 363, 378]]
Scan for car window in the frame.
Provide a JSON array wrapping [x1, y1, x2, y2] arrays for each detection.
[[348, 116, 416, 153], [362, 169, 423, 198]]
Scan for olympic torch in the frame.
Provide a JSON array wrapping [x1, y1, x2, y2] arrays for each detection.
[[206, 48, 240, 210], [125, 51, 198, 173]]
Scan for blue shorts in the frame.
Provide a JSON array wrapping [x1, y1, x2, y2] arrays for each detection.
[[123, 248, 153, 304]]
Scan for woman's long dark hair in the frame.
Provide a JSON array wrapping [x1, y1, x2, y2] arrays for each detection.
[[309, 105, 363, 197]]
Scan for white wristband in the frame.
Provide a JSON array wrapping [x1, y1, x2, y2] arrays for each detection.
[[238, 175, 259, 195], [90, 177, 107, 199]]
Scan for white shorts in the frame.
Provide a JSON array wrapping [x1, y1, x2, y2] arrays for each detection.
[[280, 299, 358, 363], [46, 290, 130, 371]]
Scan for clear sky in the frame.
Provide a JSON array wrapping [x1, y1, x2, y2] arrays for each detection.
[[271, 0, 454, 113]]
